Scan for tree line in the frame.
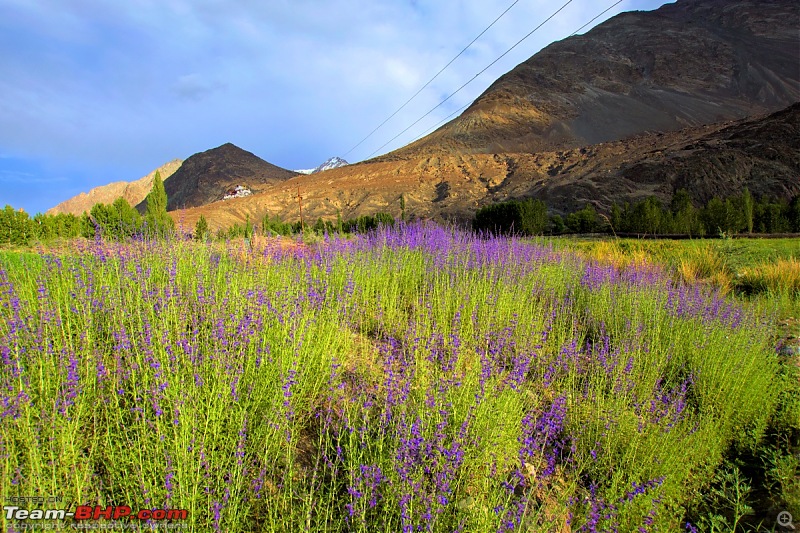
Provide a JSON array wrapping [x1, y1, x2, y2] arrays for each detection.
[[473, 189, 800, 237], [0, 172, 174, 246], [4, 183, 798, 247], [206, 212, 397, 241]]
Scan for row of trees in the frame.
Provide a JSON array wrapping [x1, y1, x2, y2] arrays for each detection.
[[207, 212, 397, 241], [5, 182, 798, 246], [473, 190, 800, 237], [611, 189, 800, 236], [0, 172, 174, 246]]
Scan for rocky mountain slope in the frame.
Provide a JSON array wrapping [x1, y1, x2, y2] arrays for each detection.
[[136, 143, 297, 212], [47, 160, 183, 216], [387, 0, 799, 159], [172, 104, 799, 230], [165, 0, 799, 230]]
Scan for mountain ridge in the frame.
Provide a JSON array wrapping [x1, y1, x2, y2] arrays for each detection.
[[47, 159, 183, 216], [383, 0, 799, 160], [136, 143, 297, 212], [169, 104, 800, 230]]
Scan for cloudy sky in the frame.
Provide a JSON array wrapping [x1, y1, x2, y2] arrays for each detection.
[[0, 0, 670, 214]]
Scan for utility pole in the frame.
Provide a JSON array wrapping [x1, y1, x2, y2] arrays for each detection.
[[297, 187, 305, 232]]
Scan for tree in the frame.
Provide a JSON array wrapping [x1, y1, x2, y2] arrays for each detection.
[[565, 204, 599, 233], [194, 215, 209, 241], [610, 203, 623, 234], [144, 171, 174, 237], [0, 205, 33, 246], [472, 198, 548, 236], [112, 198, 141, 238], [375, 212, 395, 227], [670, 189, 699, 236], [336, 210, 343, 234], [701, 197, 728, 235], [741, 188, 754, 234], [549, 214, 565, 234], [788, 195, 800, 233]]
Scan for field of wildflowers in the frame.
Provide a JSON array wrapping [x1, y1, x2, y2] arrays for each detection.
[[1, 223, 796, 531]]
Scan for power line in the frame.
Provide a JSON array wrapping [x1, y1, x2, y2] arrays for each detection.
[[571, 0, 623, 35], [365, 0, 627, 159], [411, 101, 472, 143], [342, 0, 522, 158], [365, 0, 576, 159]]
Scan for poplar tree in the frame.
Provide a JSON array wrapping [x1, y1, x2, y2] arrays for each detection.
[[144, 171, 174, 237]]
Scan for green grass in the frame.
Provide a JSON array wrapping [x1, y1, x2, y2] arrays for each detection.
[[0, 228, 797, 532]]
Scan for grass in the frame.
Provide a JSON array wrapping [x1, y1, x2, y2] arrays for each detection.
[[1, 225, 797, 532]]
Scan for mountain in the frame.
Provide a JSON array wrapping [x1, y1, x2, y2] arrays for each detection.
[[295, 157, 349, 175], [387, 0, 799, 159], [168, 0, 798, 229], [47, 159, 183, 216], [52, 0, 798, 228], [313, 156, 349, 173], [137, 143, 297, 212], [171, 104, 800, 230]]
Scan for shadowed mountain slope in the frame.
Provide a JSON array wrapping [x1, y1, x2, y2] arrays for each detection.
[[137, 143, 297, 212], [386, 0, 799, 159], [172, 104, 800, 230]]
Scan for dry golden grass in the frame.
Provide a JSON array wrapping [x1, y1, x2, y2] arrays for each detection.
[[739, 257, 800, 295], [677, 247, 733, 294], [585, 241, 651, 270]]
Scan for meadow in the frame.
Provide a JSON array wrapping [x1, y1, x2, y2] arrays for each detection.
[[1, 224, 798, 532]]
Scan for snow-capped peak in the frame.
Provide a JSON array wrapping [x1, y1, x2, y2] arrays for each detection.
[[294, 157, 349, 175], [313, 156, 349, 173]]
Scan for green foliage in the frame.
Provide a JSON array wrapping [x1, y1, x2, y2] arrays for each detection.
[[31, 212, 83, 241], [0, 205, 33, 246], [262, 214, 294, 236], [473, 198, 548, 235], [90, 198, 142, 240], [549, 214, 565, 234], [741, 188, 754, 234], [688, 464, 755, 532], [194, 215, 209, 241], [565, 204, 601, 233], [610, 190, 795, 236], [144, 171, 174, 237]]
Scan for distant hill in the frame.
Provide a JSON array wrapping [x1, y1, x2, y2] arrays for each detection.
[[47, 159, 183, 216], [136, 143, 297, 212]]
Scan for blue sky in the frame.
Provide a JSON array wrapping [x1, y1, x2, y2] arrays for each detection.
[[0, 0, 670, 214]]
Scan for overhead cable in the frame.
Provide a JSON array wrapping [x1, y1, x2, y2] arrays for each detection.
[[368, 0, 628, 158], [342, 0, 523, 158], [365, 0, 576, 159]]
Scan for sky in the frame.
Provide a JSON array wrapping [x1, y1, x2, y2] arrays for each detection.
[[0, 0, 671, 214]]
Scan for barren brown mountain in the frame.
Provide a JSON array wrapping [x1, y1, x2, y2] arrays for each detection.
[[51, 0, 800, 229], [137, 143, 298, 212], [167, 0, 799, 230], [47, 159, 182, 216], [171, 103, 800, 231], [388, 0, 799, 159]]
